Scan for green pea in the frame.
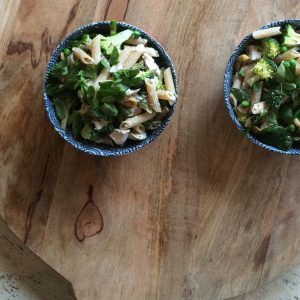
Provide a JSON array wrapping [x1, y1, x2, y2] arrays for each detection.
[[63, 48, 71, 56], [288, 124, 296, 132], [239, 70, 246, 77], [289, 59, 297, 67], [283, 61, 291, 68], [241, 101, 250, 107], [295, 80, 300, 88], [280, 45, 288, 53]]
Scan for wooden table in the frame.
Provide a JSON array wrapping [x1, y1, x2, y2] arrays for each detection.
[[1, 0, 300, 299]]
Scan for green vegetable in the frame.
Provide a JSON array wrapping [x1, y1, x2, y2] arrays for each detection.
[[278, 104, 294, 124], [80, 124, 93, 140], [99, 103, 118, 117], [101, 29, 133, 55], [264, 90, 282, 111], [259, 125, 293, 150], [253, 58, 277, 80], [110, 20, 117, 36], [70, 34, 91, 48], [63, 48, 71, 56], [113, 67, 154, 88], [283, 24, 300, 47], [239, 70, 246, 77], [144, 120, 162, 130], [231, 88, 252, 103], [53, 97, 74, 129], [133, 30, 141, 39], [109, 47, 119, 66], [283, 61, 290, 68], [71, 111, 83, 138], [241, 101, 250, 107], [90, 123, 114, 141], [290, 59, 297, 68], [98, 59, 110, 70], [267, 111, 278, 126], [280, 45, 288, 53], [262, 38, 280, 59], [98, 81, 128, 98], [288, 124, 296, 132], [282, 82, 297, 91]]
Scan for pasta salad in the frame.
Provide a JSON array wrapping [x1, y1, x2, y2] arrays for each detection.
[[231, 24, 300, 150], [46, 21, 176, 146]]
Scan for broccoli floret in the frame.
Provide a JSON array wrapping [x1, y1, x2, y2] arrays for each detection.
[[265, 90, 282, 111], [101, 29, 133, 55], [262, 38, 280, 59], [253, 58, 277, 80], [283, 24, 300, 47]]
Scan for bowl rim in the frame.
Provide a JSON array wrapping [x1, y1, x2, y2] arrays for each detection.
[[44, 21, 178, 157], [224, 18, 300, 155]]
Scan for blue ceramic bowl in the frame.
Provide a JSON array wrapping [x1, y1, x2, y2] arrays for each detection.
[[224, 19, 300, 155], [44, 21, 178, 156]]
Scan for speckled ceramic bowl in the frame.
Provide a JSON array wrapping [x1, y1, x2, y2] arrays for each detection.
[[44, 21, 178, 156], [224, 19, 300, 155]]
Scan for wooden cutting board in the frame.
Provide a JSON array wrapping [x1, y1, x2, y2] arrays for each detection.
[[1, 0, 300, 299]]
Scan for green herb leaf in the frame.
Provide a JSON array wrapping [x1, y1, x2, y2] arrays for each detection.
[[259, 125, 293, 150], [98, 81, 128, 99], [231, 88, 252, 103], [71, 111, 83, 138], [109, 47, 119, 66], [53, 97, 74, 129]]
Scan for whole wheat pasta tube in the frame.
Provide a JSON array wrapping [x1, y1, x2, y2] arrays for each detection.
[[72, 47, 95, 64], [157, 90, 176, 105], [120, 112, 156, 129], [163, 67, 176, 94], [145, 77, 161, 112], [90, 34, 102, 64], [253, 27, 282, 39]]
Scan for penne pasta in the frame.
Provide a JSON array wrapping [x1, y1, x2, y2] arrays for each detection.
[[120, 112, 156, 129], [253, 27, 282, 39], [124, 96, 138, 108], [109, 129, 130, 145], [275, 49, 300, 63], [90, 34, 102, 64], [157, 90, 176, 105], [145, 77, 161, 112], [143, 54, 160, 75], [129, 107, 143, 116], [124, 44, 159, 57], [126, 37, 148, 46], [72, 47, 95, 64], [128, 131, 147, 140], [132, 124, 145, 134], [119, 48, 131, 65], [163, 68, 176, 94], [123, 51, 143, 69]]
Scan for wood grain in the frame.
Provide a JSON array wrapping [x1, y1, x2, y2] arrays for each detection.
[[1, 0, 300, 299]]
